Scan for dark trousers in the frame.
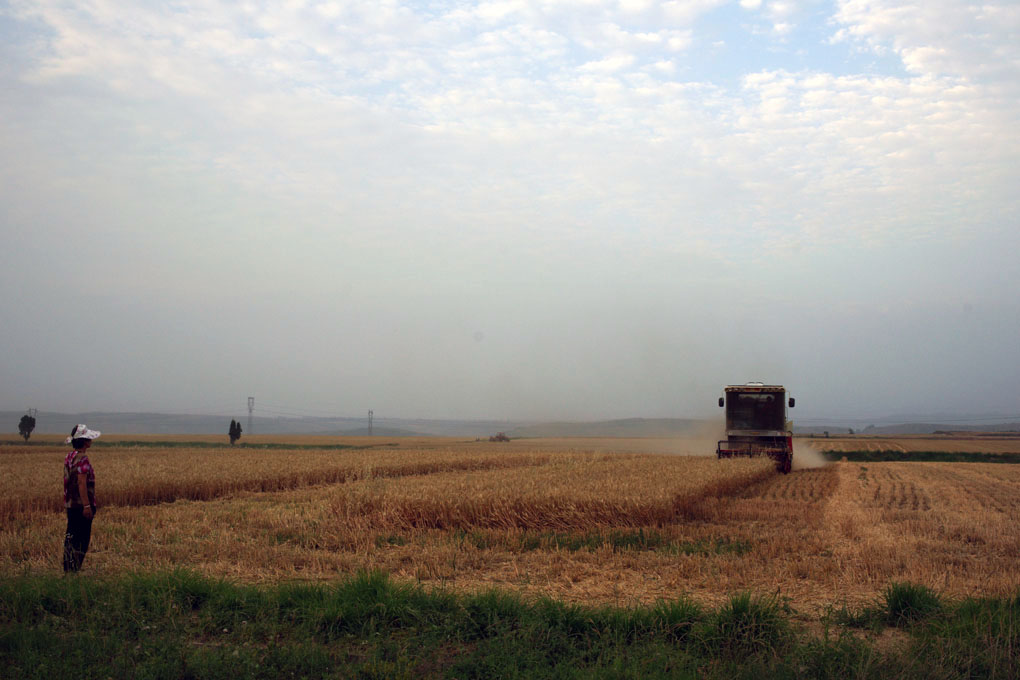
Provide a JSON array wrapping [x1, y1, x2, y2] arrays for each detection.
[[63, 507, 94, 572]]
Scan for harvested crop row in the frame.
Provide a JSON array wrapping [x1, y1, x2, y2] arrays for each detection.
[[810, 436, 1020, 454], [330, 455, 774, 531], [754, 469, 837, 502], [0, 447, 551, 517]]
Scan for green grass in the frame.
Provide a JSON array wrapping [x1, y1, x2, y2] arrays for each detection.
[[882, 582, 943, 626], [2, 571, 1017, 679], [821, 450, 1020, 463], [696, 591, 791, 658], [827, 583, 944, 631], [911, 592, 1020, 678]]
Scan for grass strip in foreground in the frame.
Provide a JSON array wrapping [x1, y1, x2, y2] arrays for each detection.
[[2, 571, 1018, 679]]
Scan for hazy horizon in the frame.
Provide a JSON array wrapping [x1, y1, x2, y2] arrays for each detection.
[[6, 406, 1020, 440], [2, 1, 1017, 423], [5, 405, 1019, 433]]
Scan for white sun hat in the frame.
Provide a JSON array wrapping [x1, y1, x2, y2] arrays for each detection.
[[65, 424, 101, 444]]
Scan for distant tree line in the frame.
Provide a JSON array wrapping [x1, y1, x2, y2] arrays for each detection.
[[229, 419, 242, 445], [18, 415, 36, 442]]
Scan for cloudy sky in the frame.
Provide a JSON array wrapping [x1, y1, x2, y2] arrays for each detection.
[[1, 0, 1018, 424]]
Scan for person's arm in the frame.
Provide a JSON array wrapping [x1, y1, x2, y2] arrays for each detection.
[[78, 474, 93, 518]]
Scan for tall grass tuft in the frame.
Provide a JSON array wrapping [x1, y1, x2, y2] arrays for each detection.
[[908, 591, 1020, 679], [696, 592, 791, 659], [651, 597, 703, 643], [882, 582, 942, 626]]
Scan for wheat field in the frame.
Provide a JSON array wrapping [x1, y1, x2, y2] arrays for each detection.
[[2, 434, 1017, 611], [0, 444, 558, 518]]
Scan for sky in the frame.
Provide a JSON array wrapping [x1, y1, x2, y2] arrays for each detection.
[[1, 0, 1018, 424]]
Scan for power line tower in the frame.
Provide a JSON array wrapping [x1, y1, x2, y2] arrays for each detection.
[[247, 397, 254, 435], [368, 410, 373, 436]]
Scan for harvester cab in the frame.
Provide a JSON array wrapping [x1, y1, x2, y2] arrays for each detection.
[[717, 382, 795, 474]]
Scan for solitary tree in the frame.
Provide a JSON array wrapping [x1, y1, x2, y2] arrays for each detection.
[[18, 415, 36, 442], [229, 419, 242, 445]]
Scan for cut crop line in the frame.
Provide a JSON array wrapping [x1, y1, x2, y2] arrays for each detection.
[[1, 455, 552, 518]]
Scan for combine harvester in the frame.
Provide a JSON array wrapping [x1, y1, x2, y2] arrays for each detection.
[[717, 382, 796, 473]]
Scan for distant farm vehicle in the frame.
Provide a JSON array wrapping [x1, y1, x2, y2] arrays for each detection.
[[717, 382, 796, 474], [489, 432, 510, 442]]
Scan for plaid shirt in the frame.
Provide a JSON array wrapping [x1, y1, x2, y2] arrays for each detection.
[[63, 450, 96, 509]]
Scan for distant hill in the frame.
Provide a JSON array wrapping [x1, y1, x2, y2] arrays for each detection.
[[313, 427, 429, 437], [0, 411, 520, 438], [795, 422, 1020, 436], [4, 412, 710, 438], [1, 411, 355, 436], [510, 418, 710, 438], [860, 422, 1020, 435], [5, 410, 1018, 439]]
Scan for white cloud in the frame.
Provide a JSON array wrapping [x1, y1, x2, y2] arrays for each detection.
[[833, 0, 1020, 83], [725, 67, 1017, 247], [618, 0, 656, 13], [649, 59, 676, 75], [474, 0, 527, 24], [580, 52, 636, 72], [4, 0, 1015, 256], [760, 0, 804, 36], [660, 0, 729, 24], [1, 0, 1018, 418], [665, 30, 693, 50], [767, 1, 797, 18]]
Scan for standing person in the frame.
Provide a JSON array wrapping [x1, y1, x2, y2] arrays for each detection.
[[63, 424, 100, 573]]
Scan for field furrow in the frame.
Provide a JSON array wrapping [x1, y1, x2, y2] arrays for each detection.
[[329, 456, 774, 531], [4, 435, 1020, 611], [0, 446, 551, 517]]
